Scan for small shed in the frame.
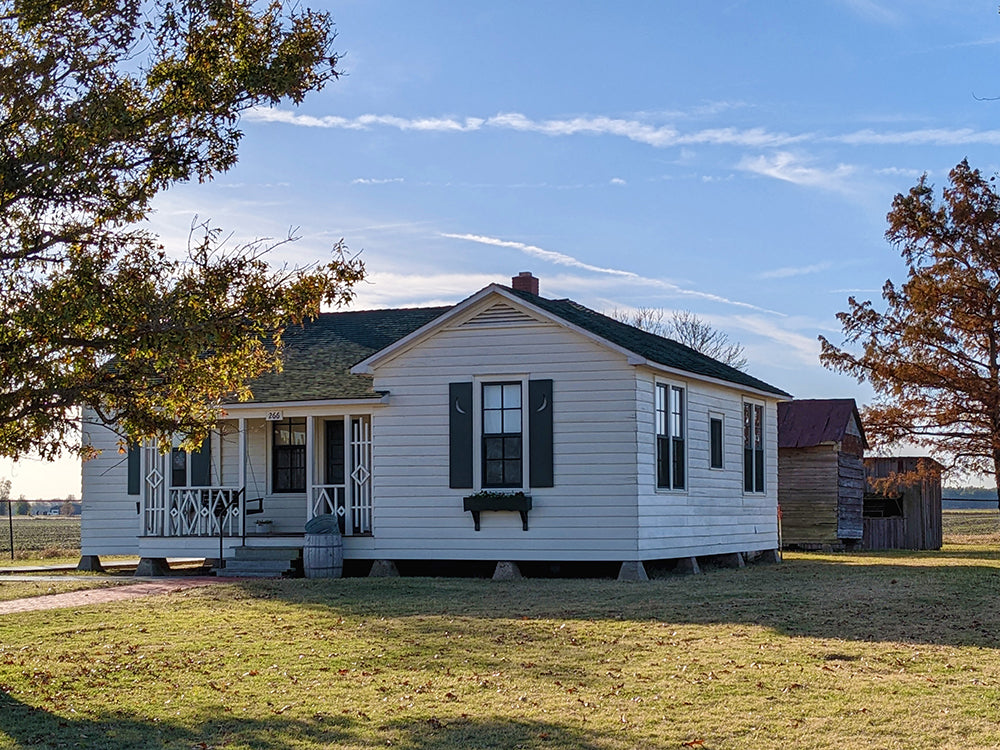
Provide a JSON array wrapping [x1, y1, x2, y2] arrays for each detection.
[[862, 457, 942, 550], [777, 399, 868, 548]]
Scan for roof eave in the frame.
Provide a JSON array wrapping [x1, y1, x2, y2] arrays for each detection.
[[635, 358, 791, 400]]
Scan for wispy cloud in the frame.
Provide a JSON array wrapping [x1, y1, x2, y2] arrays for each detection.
[[727, 314, 823, 366], [347, 271, 500, 309], [832, 128, 1000, 146], [836, 0, 899, 25], [352, 177, 405, 185], [758, 261, 832, 280], [738, 152, 856, 191], [874, 166, 925, 178], [440, 232, 782, 313], [248, 107, 1000, 154], [247, 108, 804, 149], [441, 233, 638, 278], [610, 177, 627, 186]]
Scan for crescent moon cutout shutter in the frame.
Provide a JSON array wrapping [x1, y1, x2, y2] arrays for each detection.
[[449, 382, 474, 489], [529, 379, 554, 488]]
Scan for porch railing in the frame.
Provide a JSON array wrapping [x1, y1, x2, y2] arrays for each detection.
[[312, 484, 371, 535], [143, 486, 244, 538]]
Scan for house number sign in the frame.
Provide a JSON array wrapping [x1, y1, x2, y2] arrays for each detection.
[[265, 411, 283, 421]]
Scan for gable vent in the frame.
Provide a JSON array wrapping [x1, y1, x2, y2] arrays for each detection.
[[460, 302, 539, 328]]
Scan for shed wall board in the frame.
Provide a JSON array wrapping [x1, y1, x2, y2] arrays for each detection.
[[777, 446, 840, 544], [837, 452, 864, 539]]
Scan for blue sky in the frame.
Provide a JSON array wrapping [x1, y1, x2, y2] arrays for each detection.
[[8, 0, 1000, 497]]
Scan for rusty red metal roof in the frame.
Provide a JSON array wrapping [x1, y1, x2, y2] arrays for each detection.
[[777, 398, 868, 449]]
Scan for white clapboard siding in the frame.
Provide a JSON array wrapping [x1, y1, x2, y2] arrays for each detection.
[[80, 409, 141, 555], [367, 317, 641, 561], [635, 371, 780, 558]]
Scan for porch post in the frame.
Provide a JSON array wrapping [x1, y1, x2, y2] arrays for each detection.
[[238, 418, 247, 546], [344, 416, 353, 535], [306, 415, 315, 521], [238, 418, 247, 495]]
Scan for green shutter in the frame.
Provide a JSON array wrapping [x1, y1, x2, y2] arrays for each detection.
[[528, 379, 554, 488], [449, 382, 474, 489], [190, 436, 212, 487], [126, 443, 140, 496]]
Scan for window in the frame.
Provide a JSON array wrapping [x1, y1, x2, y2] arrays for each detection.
[[169, 438, 211, 487], [656, 383, 685, 490], [449, 379, 552, 491], [710, 415, 724, 469], [273, 417, 306, 492], [743, 402, 765, 493], [482, 382, 522, 488]]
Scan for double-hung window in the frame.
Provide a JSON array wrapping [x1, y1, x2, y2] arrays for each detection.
[[273, 417, 307, 492], [743, 401, 765, 493], [655, 382, 685, 490], [482, 382, 522, 488]]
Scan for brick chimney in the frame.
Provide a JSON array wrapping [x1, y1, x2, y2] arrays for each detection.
[[511, 271, 539, 295]]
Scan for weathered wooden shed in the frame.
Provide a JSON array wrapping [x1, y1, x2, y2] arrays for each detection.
[[862, 457, 942, 550], [777, 399, 867, 548]]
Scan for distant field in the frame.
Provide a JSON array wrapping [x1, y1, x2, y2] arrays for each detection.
[[0, 516, 80, 558], [942, 508, 1000, 545]]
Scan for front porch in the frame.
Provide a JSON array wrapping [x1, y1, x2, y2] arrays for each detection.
[[136, 410, 375, 558]]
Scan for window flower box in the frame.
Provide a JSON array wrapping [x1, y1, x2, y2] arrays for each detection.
[[462, 491, 532, 531]]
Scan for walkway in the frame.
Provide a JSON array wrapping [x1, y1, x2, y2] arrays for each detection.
[[0, 576, 226, 615]]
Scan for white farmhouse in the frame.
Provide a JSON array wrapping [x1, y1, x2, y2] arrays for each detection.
[[80, 273, 790, 579]]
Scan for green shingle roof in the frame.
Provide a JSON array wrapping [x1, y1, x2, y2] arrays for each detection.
[[240, 286, 788, 404], [242, 306, 450, 403], [505, 287, 790, 397]]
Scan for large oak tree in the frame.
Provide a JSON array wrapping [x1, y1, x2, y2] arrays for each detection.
[[0, 0, 364, 460], [820, 159, 1000, 504]]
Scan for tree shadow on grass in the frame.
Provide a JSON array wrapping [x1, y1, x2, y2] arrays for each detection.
[[0, 689, 354, 749], [230, 553, 1000, 649], [0, 690, 610, 750]]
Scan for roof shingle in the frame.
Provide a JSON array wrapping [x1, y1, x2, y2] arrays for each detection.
[[241, 306, 450, 403], [239, 286, 789, 404]]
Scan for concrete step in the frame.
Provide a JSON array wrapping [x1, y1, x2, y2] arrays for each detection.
[[216, 567, 296, 578], [230, 546, 303, 561], [217, 561, 299, 577]]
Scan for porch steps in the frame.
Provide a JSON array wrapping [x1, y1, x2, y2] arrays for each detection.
[[215, 545, 304, 578]]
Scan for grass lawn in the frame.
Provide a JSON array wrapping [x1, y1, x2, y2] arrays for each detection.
[[0, 512, 999, 749]]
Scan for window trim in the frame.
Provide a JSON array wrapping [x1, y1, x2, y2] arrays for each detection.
[[472, 375, 530, 492], [709, 412, 725, 470], [742, 399, 766, 494], [655, 380, 687, 492]]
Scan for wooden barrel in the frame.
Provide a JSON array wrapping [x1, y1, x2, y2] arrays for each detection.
[[303, 531, 343, 578]]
